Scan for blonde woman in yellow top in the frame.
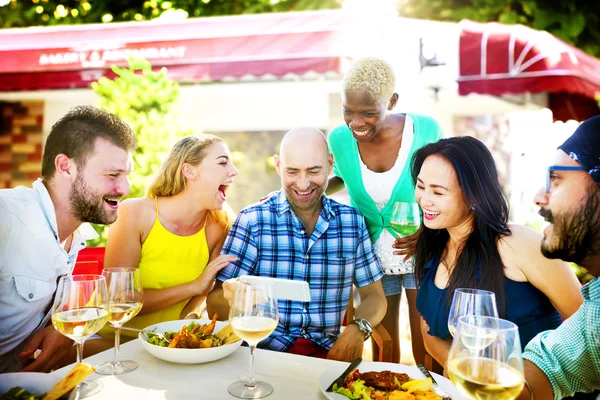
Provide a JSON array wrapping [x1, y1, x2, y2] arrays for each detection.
[[96, 134, 239, 347]]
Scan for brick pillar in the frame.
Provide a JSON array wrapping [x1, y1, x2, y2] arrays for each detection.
[[0, 101, 44, 189]]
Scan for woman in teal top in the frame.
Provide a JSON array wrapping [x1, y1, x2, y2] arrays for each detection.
[[327, 57, 442, 364]]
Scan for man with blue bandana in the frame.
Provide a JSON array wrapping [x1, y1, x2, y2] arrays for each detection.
[[518, 116, 600, 399]]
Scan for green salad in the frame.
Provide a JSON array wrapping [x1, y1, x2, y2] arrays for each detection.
[[0, 387, 46, 400], [333, 380, 372, 400], [147, 320, 224, 348]]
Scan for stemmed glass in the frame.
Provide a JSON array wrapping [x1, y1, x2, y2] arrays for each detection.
[[389, 201, 421, 273], [448, 289, 499, 338], [447, 315, 524, 400], [228, 282, 279, 399], [51, 275, 110, 398], [95, 268, 143, 375]]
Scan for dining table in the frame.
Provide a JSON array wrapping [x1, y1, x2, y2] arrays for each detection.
[[51, 340, 463, 400]]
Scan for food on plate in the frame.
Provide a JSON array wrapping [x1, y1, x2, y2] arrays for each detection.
[[1, 387, 45, 400], [215, 324, 242, 345], [333, 369, 442, 400], [147, 315, 241, 348], [0, 363, 94, 400], [43, 362, 95, 400]]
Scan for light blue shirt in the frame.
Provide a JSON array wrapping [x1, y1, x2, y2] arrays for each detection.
[[0, 179, 97, 372], [522, 277, 600, 399]]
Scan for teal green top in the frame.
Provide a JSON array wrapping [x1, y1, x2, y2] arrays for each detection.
[[328, 114, 443, 243], [522, 277, 600, 399]]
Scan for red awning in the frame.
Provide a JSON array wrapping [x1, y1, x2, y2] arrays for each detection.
[[458, 20, 600, 121], [0, 10, 354, 91]]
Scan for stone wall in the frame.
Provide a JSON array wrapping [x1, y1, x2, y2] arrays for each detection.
[[452, 114, 512, 205], [0, 101, 44, 188]]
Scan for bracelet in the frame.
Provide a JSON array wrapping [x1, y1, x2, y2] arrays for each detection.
[[524, 379, 534, 400]]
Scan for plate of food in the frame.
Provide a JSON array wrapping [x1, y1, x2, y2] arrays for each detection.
[[319, 361, 465, 400], [138, 316, 242, 364], [0, 362, 94, 400]]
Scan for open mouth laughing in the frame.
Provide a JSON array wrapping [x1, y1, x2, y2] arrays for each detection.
[[422, 209, 440, 220], [218, 184, 229, 201], [294, 188, 315, 201], [103, 196, 121, 210], [351, 128, 372, 138]]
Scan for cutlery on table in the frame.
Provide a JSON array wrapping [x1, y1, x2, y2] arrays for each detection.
[[326, 357, 362, 392], [120, 326, 171, 344], [417, 364, 452, 400]]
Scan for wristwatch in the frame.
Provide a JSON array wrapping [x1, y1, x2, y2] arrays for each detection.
[[349, 318, 373, 341]]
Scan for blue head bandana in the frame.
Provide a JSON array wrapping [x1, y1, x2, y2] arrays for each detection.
[[558, 115, 600, 187]]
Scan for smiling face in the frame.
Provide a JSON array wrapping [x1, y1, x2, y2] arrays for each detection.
[[69, 138, 133, 224], [342, 90, 395, 142], [415, 155, 473, 231], [534, 150, 600, 264], [275, 129, 333, 213], [186, 141, 239, 211]]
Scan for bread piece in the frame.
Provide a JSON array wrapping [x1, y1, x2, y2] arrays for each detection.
[[216, 324, 241, 344], [43, 363, 95, 400]]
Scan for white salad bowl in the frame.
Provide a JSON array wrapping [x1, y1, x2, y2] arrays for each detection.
[[138, 319, 242, 364]]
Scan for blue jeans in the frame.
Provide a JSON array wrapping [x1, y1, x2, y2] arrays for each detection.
[[381, 273, 416, 296]]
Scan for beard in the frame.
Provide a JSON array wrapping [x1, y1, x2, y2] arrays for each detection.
[[540, 186, 600, 264], [284, 180, 327, 213], [69, 174, 120, 225]]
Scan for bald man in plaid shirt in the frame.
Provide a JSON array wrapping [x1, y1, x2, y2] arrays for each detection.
[[207, 127, 386, 362]]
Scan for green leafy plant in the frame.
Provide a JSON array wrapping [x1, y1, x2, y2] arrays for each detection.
[[88, 57, 190, 246]]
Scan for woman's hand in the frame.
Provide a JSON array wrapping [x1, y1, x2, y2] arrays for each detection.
[[192, 254, 238, 295], [259, 190, 279, 202], [392, 231, 419, 262]]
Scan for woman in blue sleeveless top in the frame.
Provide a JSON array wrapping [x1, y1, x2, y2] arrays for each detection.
[[411, 136, 583, 369]]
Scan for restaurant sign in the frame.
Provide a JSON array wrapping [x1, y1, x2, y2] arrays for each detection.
[[0, 42, 188, 73]]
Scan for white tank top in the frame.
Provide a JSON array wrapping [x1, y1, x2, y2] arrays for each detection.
[[360, 115, 414, 274]]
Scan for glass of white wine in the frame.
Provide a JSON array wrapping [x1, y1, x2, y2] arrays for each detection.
[[448, 288, 498, 337], [95, 268, 143, 375], [389, 201, 421, 273], [448, 315, 524, 400], [51, 275, 110, 398], [228, 282, 279, 399]]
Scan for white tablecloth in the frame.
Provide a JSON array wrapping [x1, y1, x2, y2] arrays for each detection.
[[51, 340, 344, 400]]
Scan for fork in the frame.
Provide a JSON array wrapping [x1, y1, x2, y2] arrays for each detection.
[[417, 364, 452, 400], [121, 326, 171, 344]]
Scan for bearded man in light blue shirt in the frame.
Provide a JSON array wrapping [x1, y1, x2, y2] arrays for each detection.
[[518, 116, 600, 399], [0, 106, 136, 373]]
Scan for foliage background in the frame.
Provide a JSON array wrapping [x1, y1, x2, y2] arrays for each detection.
[[88, 58, 190, 245]]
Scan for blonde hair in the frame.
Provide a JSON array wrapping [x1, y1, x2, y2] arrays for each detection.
[[342, 57, 396, 103], [146, 134, 234, 231]]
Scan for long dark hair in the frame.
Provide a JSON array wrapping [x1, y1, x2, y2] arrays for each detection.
[[411, 136, 511, 315]]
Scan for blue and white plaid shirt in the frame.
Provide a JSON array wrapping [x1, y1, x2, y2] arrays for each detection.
[[217, 191, 383, 352]]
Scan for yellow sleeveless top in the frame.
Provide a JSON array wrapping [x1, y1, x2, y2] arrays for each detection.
[[101, 197, 210, 339]]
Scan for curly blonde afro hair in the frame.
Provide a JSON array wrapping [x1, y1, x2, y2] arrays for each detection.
[[342, 57, 396, 103]]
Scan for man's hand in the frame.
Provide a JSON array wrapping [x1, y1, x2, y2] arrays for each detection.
[[18, 326, 73, 372], [327, 325, 365, 362], [392, 231, 418, 262]]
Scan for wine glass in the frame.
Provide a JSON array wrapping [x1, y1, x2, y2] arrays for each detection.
[[390, 201, 421, 237], [389, 201, 421, 273], [448, 315, 524, 400], [448, 288, 499, 338], [228, 282, 279, 399], [95, 268, 143, 375], [51, 275, 110, 398]]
